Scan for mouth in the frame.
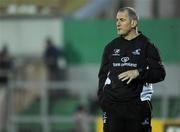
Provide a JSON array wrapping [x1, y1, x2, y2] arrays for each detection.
[[117, 28, 121, 31], [117, 26, 121, 30]]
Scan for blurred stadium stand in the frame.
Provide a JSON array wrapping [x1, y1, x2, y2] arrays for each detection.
[[1, 0, 180, 18], [0, 0, 180, 132], [0, 0, 87, 15]]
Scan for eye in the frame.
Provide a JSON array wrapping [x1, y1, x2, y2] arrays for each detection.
[[120, 18, 126, 22]]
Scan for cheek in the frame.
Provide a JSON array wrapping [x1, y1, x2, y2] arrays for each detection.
[[124, 24, 131, 30], [121, 22, 128, 27]]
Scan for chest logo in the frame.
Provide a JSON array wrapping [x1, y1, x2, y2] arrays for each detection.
[[132, 48, 141, 55], [121, 57, 129, 63], [112, 49, 120, 56]]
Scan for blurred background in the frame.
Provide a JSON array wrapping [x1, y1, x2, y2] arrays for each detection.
[[0, 0, 180, 132]]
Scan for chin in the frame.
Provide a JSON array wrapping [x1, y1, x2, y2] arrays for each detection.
[[120, 32, 127, 36], [117, 31, 121, 35]]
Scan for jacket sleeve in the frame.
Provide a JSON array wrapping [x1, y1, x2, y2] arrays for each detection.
[[97, 45, 109, 100], [137, 43, 166, 83]]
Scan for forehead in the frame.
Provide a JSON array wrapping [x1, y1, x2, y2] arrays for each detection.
[[116, 10, 129, 19]]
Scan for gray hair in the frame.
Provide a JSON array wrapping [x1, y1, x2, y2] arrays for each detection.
[[118, 7, 139, 21]]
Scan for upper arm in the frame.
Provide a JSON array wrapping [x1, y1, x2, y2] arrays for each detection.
[[98, 45, 109, 79], [146, 43, 163, 68]]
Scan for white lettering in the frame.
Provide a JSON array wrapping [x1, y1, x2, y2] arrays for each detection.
[[113, 63, 137, 68]]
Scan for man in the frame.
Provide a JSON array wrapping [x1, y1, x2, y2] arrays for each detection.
[[44, 38, 62, 80], [0, 44, 14, 132], [98, 7, 166, 132]]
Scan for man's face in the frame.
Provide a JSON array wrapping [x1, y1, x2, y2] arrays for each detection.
[[116, 10, 134, 36]]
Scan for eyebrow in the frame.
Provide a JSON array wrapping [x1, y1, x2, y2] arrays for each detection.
[[116, 17, 126, 21]]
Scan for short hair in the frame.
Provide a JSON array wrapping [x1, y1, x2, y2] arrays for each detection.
[[118, 7, 139, 21]]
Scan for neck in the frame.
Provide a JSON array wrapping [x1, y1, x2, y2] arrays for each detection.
[[123, 29, 139, 40]]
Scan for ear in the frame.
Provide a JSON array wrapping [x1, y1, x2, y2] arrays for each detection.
[[131, 20, 137, 28]]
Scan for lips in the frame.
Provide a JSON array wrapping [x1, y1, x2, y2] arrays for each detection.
[[117, 26, 121, 30], [117, 28, 122, 31]]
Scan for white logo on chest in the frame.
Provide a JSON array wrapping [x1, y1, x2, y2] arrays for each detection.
[[121, 57, 129, 63], [132, 48, 141, 55]]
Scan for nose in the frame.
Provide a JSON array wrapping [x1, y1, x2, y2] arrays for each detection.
[[117, 23, 120, 28], [116, 20, 120, 26]]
